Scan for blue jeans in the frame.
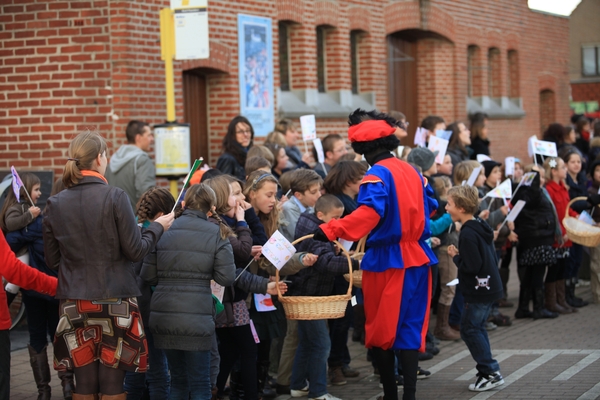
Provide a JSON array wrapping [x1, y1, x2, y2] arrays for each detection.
[[163, 349, 211, 400], [124, 330, 170, 400], [291, 320, 330, 398], [460, 302, 500, 376], [449, 286, 464, 327]]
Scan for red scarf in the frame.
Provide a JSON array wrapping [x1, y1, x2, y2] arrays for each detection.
[[81, 170, 108, 184]]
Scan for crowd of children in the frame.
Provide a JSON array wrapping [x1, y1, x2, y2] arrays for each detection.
[[2, 112, 600, 400]]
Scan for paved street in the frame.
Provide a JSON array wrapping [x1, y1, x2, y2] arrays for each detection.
[[9, 266, 600, 400]]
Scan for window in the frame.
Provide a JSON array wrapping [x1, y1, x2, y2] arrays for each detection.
[[507, 50, 519, 98], [278, 22, 291, 91], [350, 30, 360, 94], [540, 89, 556, 134], [317, 26, 326, 93], [582, 45, 600, 76], [467, 45, 482, 97], [488, 48, 501, 98]]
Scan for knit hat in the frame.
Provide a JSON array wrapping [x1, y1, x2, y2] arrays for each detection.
[[407, 147, 438, 172], [481, 160, 502, 178], [348, 120, 396, 143]]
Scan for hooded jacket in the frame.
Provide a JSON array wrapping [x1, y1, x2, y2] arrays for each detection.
[[452, 217, 502, 304], [105, 144, 156, 210]]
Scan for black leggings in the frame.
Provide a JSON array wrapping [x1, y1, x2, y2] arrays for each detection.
[[21, 293, 59, 353], [372, 347, 418, 400], [546, 259, 567, 283], [518, 264, 546, 290], [216, 325, 258, 400], [74, 362, 126, 395]]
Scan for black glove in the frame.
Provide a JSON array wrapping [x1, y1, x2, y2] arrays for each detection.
[[312, 227, 330, 242], [588, 194, 600, 206]]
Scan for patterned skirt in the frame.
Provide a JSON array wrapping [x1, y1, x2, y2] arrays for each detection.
[[53, 298, 148, 373]]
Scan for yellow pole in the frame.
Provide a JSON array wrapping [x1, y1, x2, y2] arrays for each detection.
[[160, 8, 179, 198]]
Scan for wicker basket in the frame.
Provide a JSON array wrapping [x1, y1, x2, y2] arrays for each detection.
[[563, 196, 600, 247], [344, 236, 366, 288], [276, 234, 352, 320]]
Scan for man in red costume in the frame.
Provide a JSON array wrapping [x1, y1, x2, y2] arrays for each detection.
[[313, 109, 438, 400]]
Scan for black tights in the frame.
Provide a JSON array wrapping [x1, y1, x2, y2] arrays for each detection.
[[546, 259, 566, 283], [74, 362, 126, 395], [372, 347, 418, 400]]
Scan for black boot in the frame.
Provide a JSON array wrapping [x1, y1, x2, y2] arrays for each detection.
[[257, 362, 276, 399], [28, 345, 51, 400], [372, 347, 398, 400], [532, 287, 558, 320], [567, 278, 589, 307], [514, 286, 533, 319], [57, 370, 74, 400], [498, 268, 513, 307], [229, 363, 244, 400], [399, 350, 418, 400], [352, 304, 366, 344]]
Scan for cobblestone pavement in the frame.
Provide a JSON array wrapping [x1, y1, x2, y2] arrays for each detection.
[[9, 267, 600, 400]]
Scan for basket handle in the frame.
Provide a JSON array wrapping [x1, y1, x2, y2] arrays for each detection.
[[565, 196, 588, 219], [356, 235, 367, 254], [275, 234, 354, 299]]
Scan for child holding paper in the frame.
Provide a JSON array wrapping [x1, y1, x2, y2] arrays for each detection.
[[289, 195, 359, 400], [280, 169, 323, 242], [446, 185, 504, 392]]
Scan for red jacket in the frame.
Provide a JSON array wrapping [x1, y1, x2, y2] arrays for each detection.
[[545, 179, 578, 247], [0, 234, 57, 330]]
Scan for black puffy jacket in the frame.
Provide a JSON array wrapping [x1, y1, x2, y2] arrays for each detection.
[[513, 172, 556, 248]]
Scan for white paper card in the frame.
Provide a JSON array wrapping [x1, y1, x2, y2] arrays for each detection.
[[249, 320, 260, 343], [300, 114, 317, 141], [210, 280, 225, 303], [254, 293, 277, 312], [578, 210, 595, 225], [397, 146, 405, 158], [506, 200, 526, 222], [262, 230, 297, 270], [351, 296, 357, 307], [313, 138, 325, 164], [527, 135, 536, 158], [521, 172, 537, 187], [466, 166, 482, 187], [414, 127, 427, 147], [428, 135, 449, 165], [338, 238, 353, 252], [435, 130, 452, 141], [476, 154, 492, 162], [532, 139, 558, 157], [446, 279, 459, 286], [505, 157, 515, 176], [485, 179, 512, 199]]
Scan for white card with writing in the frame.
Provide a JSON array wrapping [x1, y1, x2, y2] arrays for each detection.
[[521, 172, 537, 187], [505, 157, 515, 176], [313, 138, 325, 163], [476, 154, 492, 162], [254, 293, 277, 312], [414, 127, 427, 147], [300, 114, 317, 141], [427, 135, 449, 165], [435, 130, 452, 141], [532, 139, 558, 157], [262, 230, 297, 271], [466, 166, 482, 187], [210, 280, 224, 303]]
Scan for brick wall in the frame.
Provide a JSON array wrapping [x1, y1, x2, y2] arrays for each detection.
[[0, 0, 571, 178], [571, 82, 600, 103]]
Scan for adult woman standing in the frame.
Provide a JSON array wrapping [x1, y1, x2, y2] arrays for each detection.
[[469, 113, 490, 160], [275, 118, 311, 169], [217, 116, 255, 181], [43, 131, 174, 400], [447, 121, 473, 168]]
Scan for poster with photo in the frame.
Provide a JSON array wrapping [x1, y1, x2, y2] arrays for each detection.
[[238, 14, 274, 137]]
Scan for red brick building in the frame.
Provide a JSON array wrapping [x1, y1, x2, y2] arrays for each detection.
[[0, 0, 571, 180]]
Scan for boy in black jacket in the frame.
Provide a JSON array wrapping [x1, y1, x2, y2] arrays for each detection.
[[446, 185, 505, 392]]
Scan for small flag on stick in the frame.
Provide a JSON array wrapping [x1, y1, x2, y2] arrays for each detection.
[[10, 166, 35, 206], [171, 158, 203, 212]]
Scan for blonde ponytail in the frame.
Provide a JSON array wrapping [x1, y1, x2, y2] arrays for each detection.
[[63, 130, 108, 188]]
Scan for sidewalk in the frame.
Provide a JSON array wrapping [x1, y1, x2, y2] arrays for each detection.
[[9, 273, 600, 400]]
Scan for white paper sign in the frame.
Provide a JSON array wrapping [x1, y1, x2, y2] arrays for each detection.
[[476, 154, 492, 162], [428, 135, 449, 165], [506, 200, 526, 222], [397, 146, 405, 158], [351, 296, 357, 307], [210, 280, 225, 303], [466, 166, 482, 187], [313, 138, 325, 164], [521, 172, 537, 187], [300, 114, 317, 141], [579, 210, 595, 225], [173, 4, 210, 60], [485, 178, 512, 199], [338, 238, 353, 252], [446, 278, 459, 286], [254, 293, 277, 312], [261, 230, 296, 270], [505, 157, 515, 176], [435, 130, 452, 141], [532, 139, 558, 157], [527, 135, 536, 158], [414, 127, 427, 147]]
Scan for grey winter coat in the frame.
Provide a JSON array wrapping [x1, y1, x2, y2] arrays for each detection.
[[105, 144, 156, 210], [142, 209, 235, 351]]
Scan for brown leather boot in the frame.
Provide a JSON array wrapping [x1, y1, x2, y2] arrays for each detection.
[[58, 370, 74, 400], [545, 282, 568, 314], [28, 345, 51, 400], [556, 279, 576, 313], [433, 304, 461, 341], [71, 394, 99, 400]]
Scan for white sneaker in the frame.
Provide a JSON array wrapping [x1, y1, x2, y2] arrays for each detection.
[[309, 394, 343, 400], [291, 383, 309, 398], [468, 371, 504, 392]]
